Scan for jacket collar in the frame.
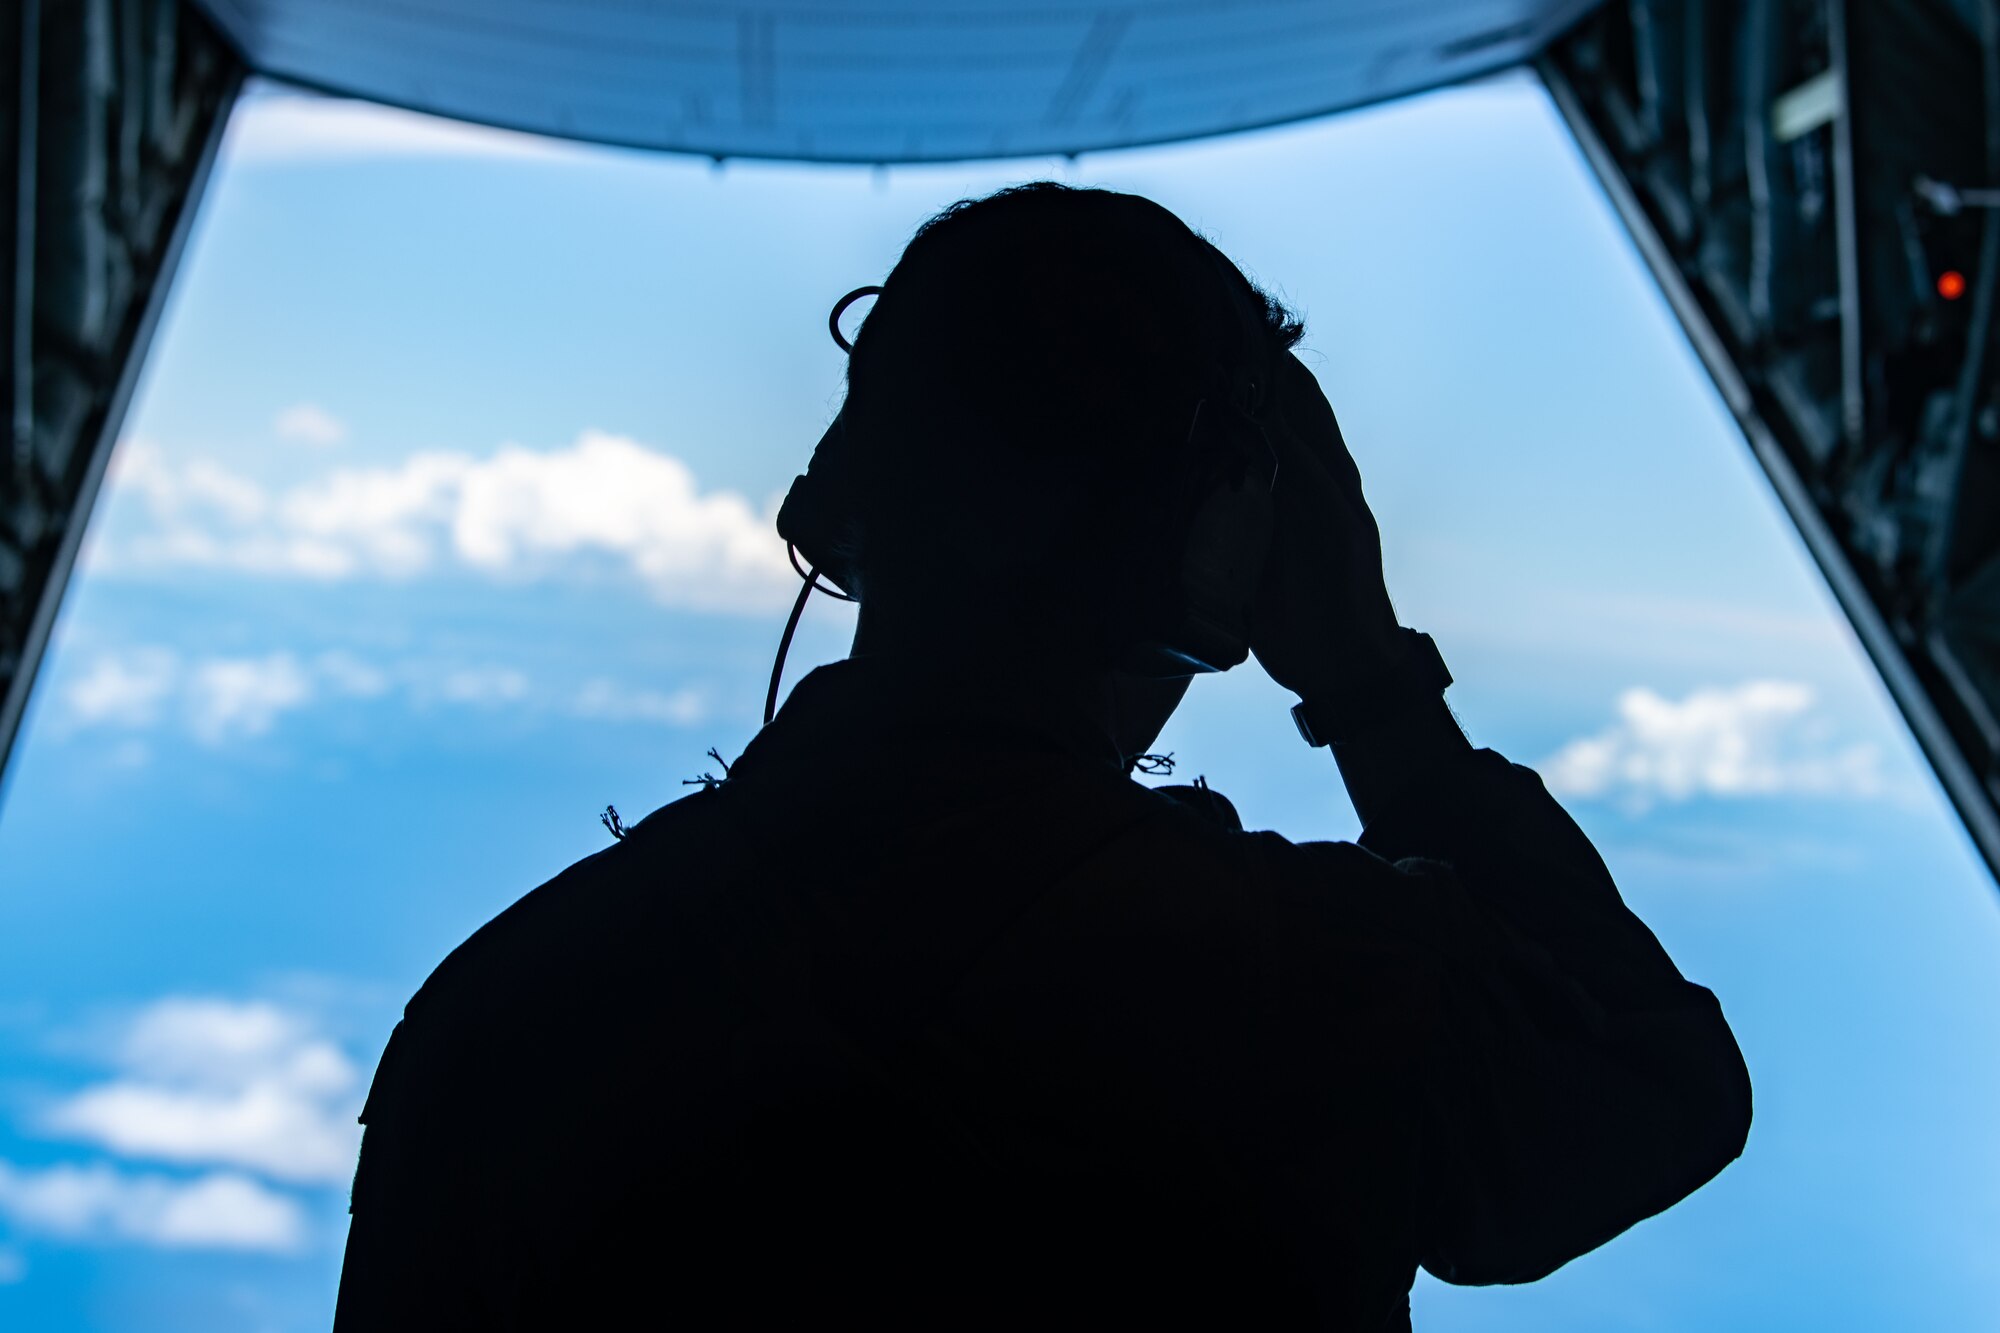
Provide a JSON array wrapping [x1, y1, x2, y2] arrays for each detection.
[[729, 654, 1128, 783]]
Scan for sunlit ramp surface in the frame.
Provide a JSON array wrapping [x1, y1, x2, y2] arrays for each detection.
[[187, 0, 1598, 162]]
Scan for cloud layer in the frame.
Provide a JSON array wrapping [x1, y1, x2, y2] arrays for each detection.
[[0, 1161, 304, 1253], [64, 650, 355, 744], [100, 432, 795, 612], [44, 998, 364, 1187], [1543, 680, 1886, 809], [0, 995, 382, 1255], [58, 646, 713, 747], [273, 402, 347, 447]]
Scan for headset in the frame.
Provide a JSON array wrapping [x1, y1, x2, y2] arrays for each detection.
[[764, 283, 1279, 724]]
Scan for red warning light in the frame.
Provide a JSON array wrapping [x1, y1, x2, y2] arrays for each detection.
[[1938, 269, 1968, 300]]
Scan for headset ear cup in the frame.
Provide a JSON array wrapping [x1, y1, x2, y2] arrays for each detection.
[[776, 413, 866, 597], [1120, 395, 1277, 676], [1173, 439, 1274, 670]]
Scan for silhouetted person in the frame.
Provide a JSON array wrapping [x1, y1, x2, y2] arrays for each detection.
[[335, 184, 1749, 1331]]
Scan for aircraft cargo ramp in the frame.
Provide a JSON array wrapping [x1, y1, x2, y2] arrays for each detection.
[[4, 0, 1994, 880]]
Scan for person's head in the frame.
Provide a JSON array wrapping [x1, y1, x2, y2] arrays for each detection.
[[834, 182, 1305, 667]]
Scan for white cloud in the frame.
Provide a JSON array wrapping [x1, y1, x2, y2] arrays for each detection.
[[64, 649, 177, 728], [180, 461, 269, 524], [1543, 680, 1886, 809], [61, 648, 336, 746], [107, 438, 265, 527], [447, 434, 788, 608], [186, 654, 316, 744], [275, 452, 466, 578], [58, 645, 729, 743], [44, 997, 362, 1188], [314, 650, 391, 699], [101, 431, 795, 612], [573, 678, 708, 728], [0, 1160, 305, 1252], [223, 92, 567, 166], [273, 403, 347, 447], [437, 666, 530, 706], [104, 739, 152, 769]]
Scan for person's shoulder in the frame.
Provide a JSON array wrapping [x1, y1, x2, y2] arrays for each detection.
[[357, 783, 752, 1141], [1128, 778, 1411, 886], [1147, 788, 1467, 958], [404, 784, 733, 1024], [1098, 779, 1428, 932]]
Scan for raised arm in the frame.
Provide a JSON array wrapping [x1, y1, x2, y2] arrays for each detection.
[[1253, 354, 1751, 1282]]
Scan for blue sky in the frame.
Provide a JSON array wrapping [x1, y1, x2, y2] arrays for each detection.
[[0, 71, 1996, 1331]]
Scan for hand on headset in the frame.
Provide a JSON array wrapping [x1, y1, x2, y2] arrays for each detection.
[[1249, 354, 1407, 702]]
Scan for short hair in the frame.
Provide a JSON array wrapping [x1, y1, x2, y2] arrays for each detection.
[[840, 183, 1303, 592]]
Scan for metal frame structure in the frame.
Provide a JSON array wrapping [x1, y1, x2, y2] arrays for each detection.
[[0, 0, 242, 787], [1540, 0, 2000, 880]]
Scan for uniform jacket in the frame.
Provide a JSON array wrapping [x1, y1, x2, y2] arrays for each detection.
[[335, 655, 1750, 1330]]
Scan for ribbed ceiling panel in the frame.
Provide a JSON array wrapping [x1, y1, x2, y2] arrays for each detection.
[[192, 0, 1601, 162]]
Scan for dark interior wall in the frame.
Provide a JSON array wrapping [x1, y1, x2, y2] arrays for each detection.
[[1541, 0, 2000, 880], [0, 0, 242, 784]]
